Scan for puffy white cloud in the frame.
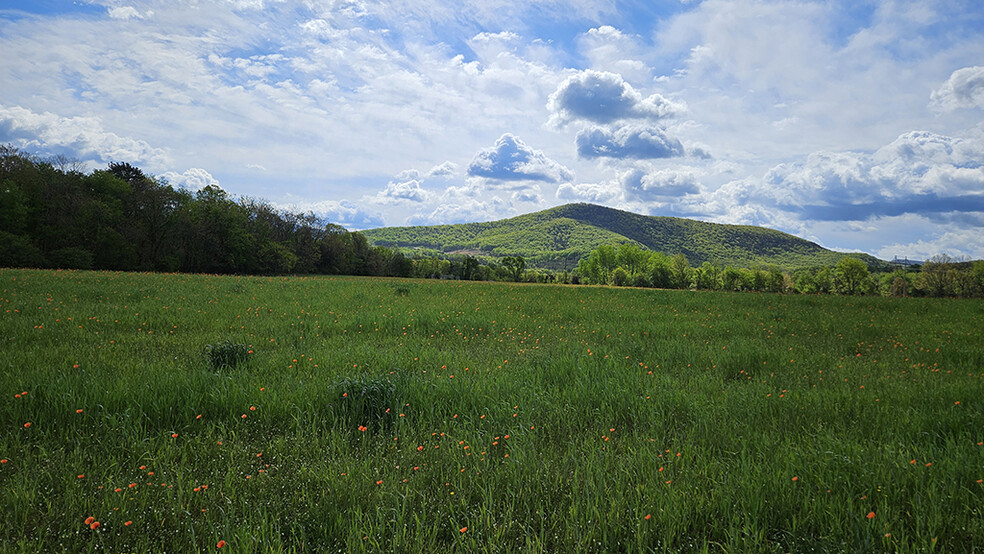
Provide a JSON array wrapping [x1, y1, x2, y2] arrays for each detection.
[[427, 161, 457, 177], [700, 130, 984, 223], [372, 177, 430, 203], [622, 168, 700, 200], [511, 187, 543, 203], [930, 66, 984, 111], [274, 198, 383, 230], [547, 70, 683, 125], [160, 168, 219, 192], [0, 104, 171, 170], [876, 226, 984, 260], [406, 194, 509, 225], [556, 181, 622, 204], [575, 125, 684, 160], [467, 133, 574, 183]]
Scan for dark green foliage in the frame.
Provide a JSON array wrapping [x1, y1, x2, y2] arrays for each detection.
[[0, 146, 412, 278], [204, 340, 251, 370], [329, 375, 402, 431]]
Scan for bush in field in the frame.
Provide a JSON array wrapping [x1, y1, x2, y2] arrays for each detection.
[[204, 340, 250, 370], [611, 266, 630, 286], [330, 375, 402, 431]]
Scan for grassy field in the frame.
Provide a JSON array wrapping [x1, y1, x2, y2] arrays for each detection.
[[1, 268, 982, 553]]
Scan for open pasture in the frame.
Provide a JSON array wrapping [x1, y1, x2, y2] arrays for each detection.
[[1, 268, 982, 552]]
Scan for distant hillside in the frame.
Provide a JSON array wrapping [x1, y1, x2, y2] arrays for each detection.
[[362, 203, 886, 270]]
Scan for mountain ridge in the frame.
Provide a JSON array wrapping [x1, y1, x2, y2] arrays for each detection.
[[362, 203, 886, 270]]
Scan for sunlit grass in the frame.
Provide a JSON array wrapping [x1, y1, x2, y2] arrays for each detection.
[[1, 268, 982, 552]]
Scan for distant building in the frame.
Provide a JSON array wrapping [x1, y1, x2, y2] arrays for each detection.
[[890, 256, 921, 268]]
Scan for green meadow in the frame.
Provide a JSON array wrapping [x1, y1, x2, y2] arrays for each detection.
[[1, 268, 982, 553]]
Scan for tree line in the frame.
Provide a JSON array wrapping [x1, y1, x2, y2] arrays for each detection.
[[0, 146, 415, 276], [572, 243, 984, 298]]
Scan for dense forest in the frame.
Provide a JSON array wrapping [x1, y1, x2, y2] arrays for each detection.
[[0, 145, 412, 277]]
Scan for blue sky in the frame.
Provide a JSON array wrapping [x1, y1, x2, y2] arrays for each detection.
[[2, 0, 984, 260]]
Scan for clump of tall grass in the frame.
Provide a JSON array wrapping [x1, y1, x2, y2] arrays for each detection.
[[329, 374, 403, 431], [203, 340, 250, 370]]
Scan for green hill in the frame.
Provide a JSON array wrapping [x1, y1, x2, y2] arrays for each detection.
[[362, 203, 886, 270]]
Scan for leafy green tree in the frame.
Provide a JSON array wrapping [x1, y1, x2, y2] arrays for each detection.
[[793, 269, 816, 293], [616, 243, 648, 275], [648, 252, 673, 288], [813, 267, 834, 293], [694, 262, 720, 290], [971, 261, 984, 298], [577, 244, 617, 284], [721, 266, 743, 291], [670, 253, 691, 289], [501, 256, 526, 282], [834, 257, 870, 295], [611, 266, 630, 286], [918, 253, 956, 297]]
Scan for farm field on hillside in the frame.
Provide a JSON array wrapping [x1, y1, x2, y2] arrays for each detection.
[[1, 269, 982, 553]]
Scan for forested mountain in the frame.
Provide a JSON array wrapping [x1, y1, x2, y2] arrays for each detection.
[[362, 203, 887, 270]]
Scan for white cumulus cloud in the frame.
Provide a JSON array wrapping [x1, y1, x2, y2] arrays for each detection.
[[931, 66, 984, 111], [575, 125, 684, 160], [0, 104, 171, 170], [467, 133, 574, 184], [547, 70, 683, 126], [160, 168, 219, 192]]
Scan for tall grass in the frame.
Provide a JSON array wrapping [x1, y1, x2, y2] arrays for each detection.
[[1, 269, 982, 552]]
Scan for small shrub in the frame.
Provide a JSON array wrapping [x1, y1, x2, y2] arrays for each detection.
[[330, 375, 402, 431], [204, 341, 250, 370], [395, 286, 410, 296]]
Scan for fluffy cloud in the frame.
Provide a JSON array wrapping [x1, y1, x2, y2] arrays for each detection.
[[275, 198, 384, 230], [406, 194, 509, 225], [931, 66, 984, 111], [555, 181, 622, 203], [427, 161, 457, 177], [708, 131, 984, 222], [373, 177, 430, 203], [876, 226, 984, 260], [622, 168, 700, 200], [575, 125, 684, 160], [511, 187, 543, 203], [0, 104, 171, 170], [467, 134, 574, 183], [547, 70, 683, 125], [160, 168, 219, 192]]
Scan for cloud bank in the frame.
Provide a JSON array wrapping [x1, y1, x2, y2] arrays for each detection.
[[575, 125, 684, 160]]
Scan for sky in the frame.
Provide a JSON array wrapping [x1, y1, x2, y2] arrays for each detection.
[[2, 0, 984, 260]]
